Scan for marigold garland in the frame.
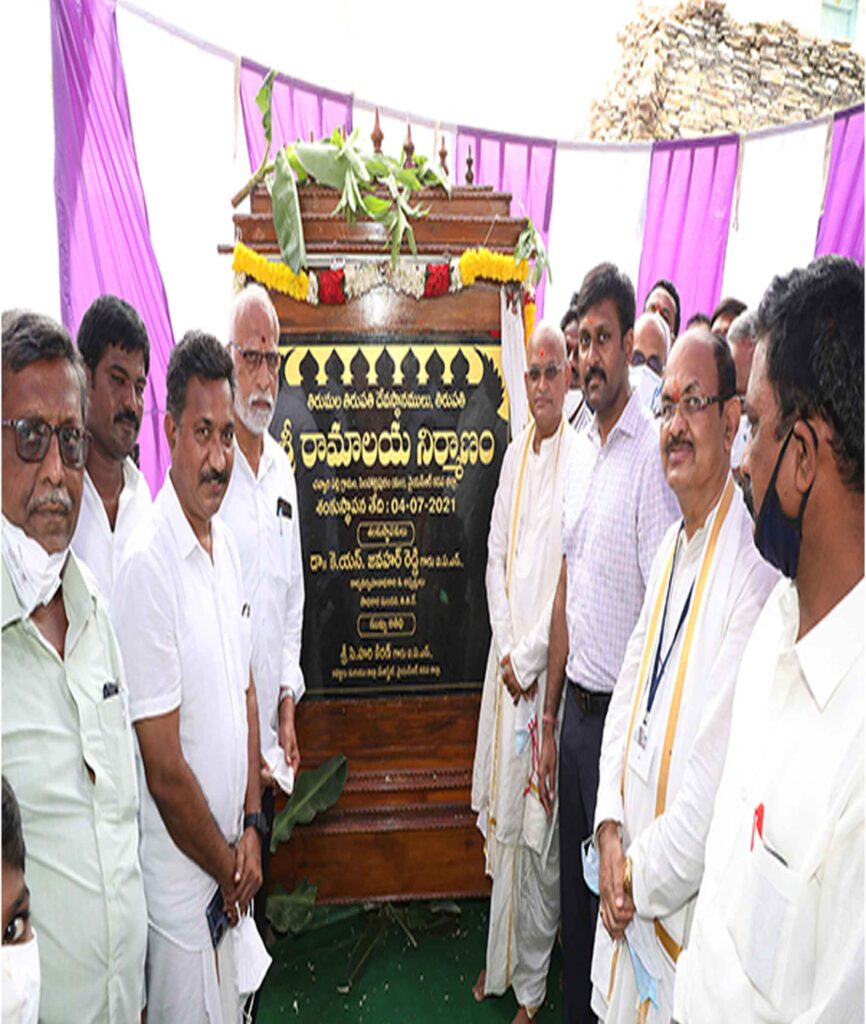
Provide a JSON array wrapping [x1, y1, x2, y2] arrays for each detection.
[[523, 300, 536, 343], [458, 248, 529, 287], [232, 242, 313, 304]]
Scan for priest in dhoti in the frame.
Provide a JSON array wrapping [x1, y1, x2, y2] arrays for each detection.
[[589, 328, 779, 1023], [471, 322, 578, 1022]]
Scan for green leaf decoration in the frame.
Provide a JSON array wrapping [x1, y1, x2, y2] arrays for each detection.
[[292, 141, 347, 192], [266, 879, 318, 935], [255, 70, 277, 151], [284, 144, 308, 184], [338, 914, 387, 993], [270, 149, 306, 273], [270, 753, 348, 852], [361, 194, 391, 219], [514, 214, 553, 287]]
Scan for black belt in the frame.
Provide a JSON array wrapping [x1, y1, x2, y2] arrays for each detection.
[[569, 679, 612, 715]]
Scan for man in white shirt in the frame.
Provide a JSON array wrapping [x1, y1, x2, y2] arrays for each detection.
[[113, 331, 264, 1024], [726, 309, 757, 480], [72, 295, 152, 608], [471, 323, 578, 1022], [1, 311, 147, 1023], [219, 284, 304, 981], [590, 329, 778, 1023], [538, 263, 680, 1023], [674, 255, 864, 1022], [561, 306, 592, 434]]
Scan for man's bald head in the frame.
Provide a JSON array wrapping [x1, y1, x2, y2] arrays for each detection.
[[632, 311, 670, 376], [524, 322, 568, 441], [527, 322, 567, 365]]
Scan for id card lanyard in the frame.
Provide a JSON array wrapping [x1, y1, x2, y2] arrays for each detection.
[[636, 526, 694, 750]]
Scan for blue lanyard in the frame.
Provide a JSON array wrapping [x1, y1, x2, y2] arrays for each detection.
[[645, 528, 694, 720]]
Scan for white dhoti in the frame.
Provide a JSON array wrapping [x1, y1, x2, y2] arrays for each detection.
[[472, 420, 577, 1015], [146, 926, 241, 1024]]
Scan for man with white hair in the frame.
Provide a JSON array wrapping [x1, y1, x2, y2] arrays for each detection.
[[219, 284, 304, 978], [472, 322, 577, 1022], [630, 312, 670, 413], [727, 310, 757, 479]]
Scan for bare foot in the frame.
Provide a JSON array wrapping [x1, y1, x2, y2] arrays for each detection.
[[511, 1007, 535, 1023], [472, 969, 486, 1002]]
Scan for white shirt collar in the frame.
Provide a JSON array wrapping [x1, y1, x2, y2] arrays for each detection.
[[233, 435, 276, 484], [587, 388, 644, 447], [160, 471, 206, 561], [790, 578, 864, 710]]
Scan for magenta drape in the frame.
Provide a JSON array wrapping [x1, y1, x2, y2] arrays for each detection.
[[815, 104, 864, 264], [637, 135, 740, 332], [455, 128, 557, 317], [239, 59, 354, 172], [51, 0, 172, 494]]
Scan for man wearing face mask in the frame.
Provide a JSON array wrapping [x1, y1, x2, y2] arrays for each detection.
[[589, 328, 777, 1024], [630, 312, 670, 414], [3, 777, 39, 1024], [71, 295, 152, 610], [1, 312, 147, 1024], [219, 285, 304, 1011], [674, 255, 864, 1023], [726, 310, 757, 482]]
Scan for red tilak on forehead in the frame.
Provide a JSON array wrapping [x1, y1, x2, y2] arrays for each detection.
[[539, 347, 545, 359]]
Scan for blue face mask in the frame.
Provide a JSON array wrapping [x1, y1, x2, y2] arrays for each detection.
[[753, 422, 817, 578]]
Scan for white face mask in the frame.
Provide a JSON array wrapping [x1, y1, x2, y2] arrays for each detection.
[[731, 411, 750, 471], [629, 364, 663, 415], [2, 931, 41, 1024], [2, 517, 68, 619], [233, 910, 272, 1012]]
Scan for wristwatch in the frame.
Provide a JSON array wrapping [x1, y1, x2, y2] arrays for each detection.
[[243, 811, 269, 840]]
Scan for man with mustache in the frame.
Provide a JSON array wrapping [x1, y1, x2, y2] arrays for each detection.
[[72, 295, 152, 609], [113, 332, 264, 1023], [589, 328, 778, 1023], [538, 263, 679, 1023], [674, 256, 864, 1023], [1, 311, 147, 1023], [561, 306, 592, 433], [219, 285, 304, 1007]]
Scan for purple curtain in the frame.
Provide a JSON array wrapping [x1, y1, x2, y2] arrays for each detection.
[[815, 104, 864, 264], [51, 0, 172, 495], [240, 59, 354, 172], [637, 135, 740, 332], [455, 128, 557, 317]]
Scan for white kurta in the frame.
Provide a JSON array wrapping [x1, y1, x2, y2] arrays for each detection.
[[674, 578, 864, 1024], [471, 418, 576, 1012], [591, 477, 779, 1023]]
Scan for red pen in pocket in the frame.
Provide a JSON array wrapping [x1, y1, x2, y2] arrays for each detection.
[[751, 802, 764, 851]]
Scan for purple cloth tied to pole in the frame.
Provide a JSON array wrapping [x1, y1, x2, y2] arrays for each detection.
[[51, 0, 173, 495], [815, 104, 864, 265], [637, 136, 740, 332], [455, 128, 557, 318], [239, 59, 354, 173]]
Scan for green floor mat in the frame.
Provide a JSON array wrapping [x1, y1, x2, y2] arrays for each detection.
[[257, 898, 563, 1023]]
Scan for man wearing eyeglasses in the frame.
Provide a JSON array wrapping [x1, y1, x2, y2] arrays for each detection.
[[674, 256, 864, 1023], [537, 263, 679, 1024], [1, 311, 147, 1023], [218, 285, 304, 1003], [630, 312, 671, 414], [472, 322, 579, 1022], [588, 327, 777, 1023], [71, 295, 152, 610]]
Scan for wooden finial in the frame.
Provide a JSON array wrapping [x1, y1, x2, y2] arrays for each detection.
[[465, 144, 474, 185], [403, 123, 416, 169], [439, 133, 448, 176], [310, 131, 314, 142], [371, 107, 383, 154]]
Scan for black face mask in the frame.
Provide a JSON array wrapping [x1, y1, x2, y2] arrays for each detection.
[[753, 422, 818, 579]]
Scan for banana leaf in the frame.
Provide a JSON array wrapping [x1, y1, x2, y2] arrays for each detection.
[[270, 753, 348, 852], [269, 149, 306, 273], [266, 879, 318, 935], [255, 70, 276, 152], [293, 141, 347, 191]]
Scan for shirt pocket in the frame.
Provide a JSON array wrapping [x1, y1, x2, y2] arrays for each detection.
[[270, 510, 295, 585], [95, 693, 139, 820], [726, 838, 804, 1012]]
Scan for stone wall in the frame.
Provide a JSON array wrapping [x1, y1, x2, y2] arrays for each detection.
[[589, 0, 864, 140]]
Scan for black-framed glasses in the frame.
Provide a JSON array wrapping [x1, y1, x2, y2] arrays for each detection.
[[526, 362, 565, 384], [632, 350, 664, 376], [2, 418, 91, 469], [654, 394, 727, 424], [230, 342, 280, 376]]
